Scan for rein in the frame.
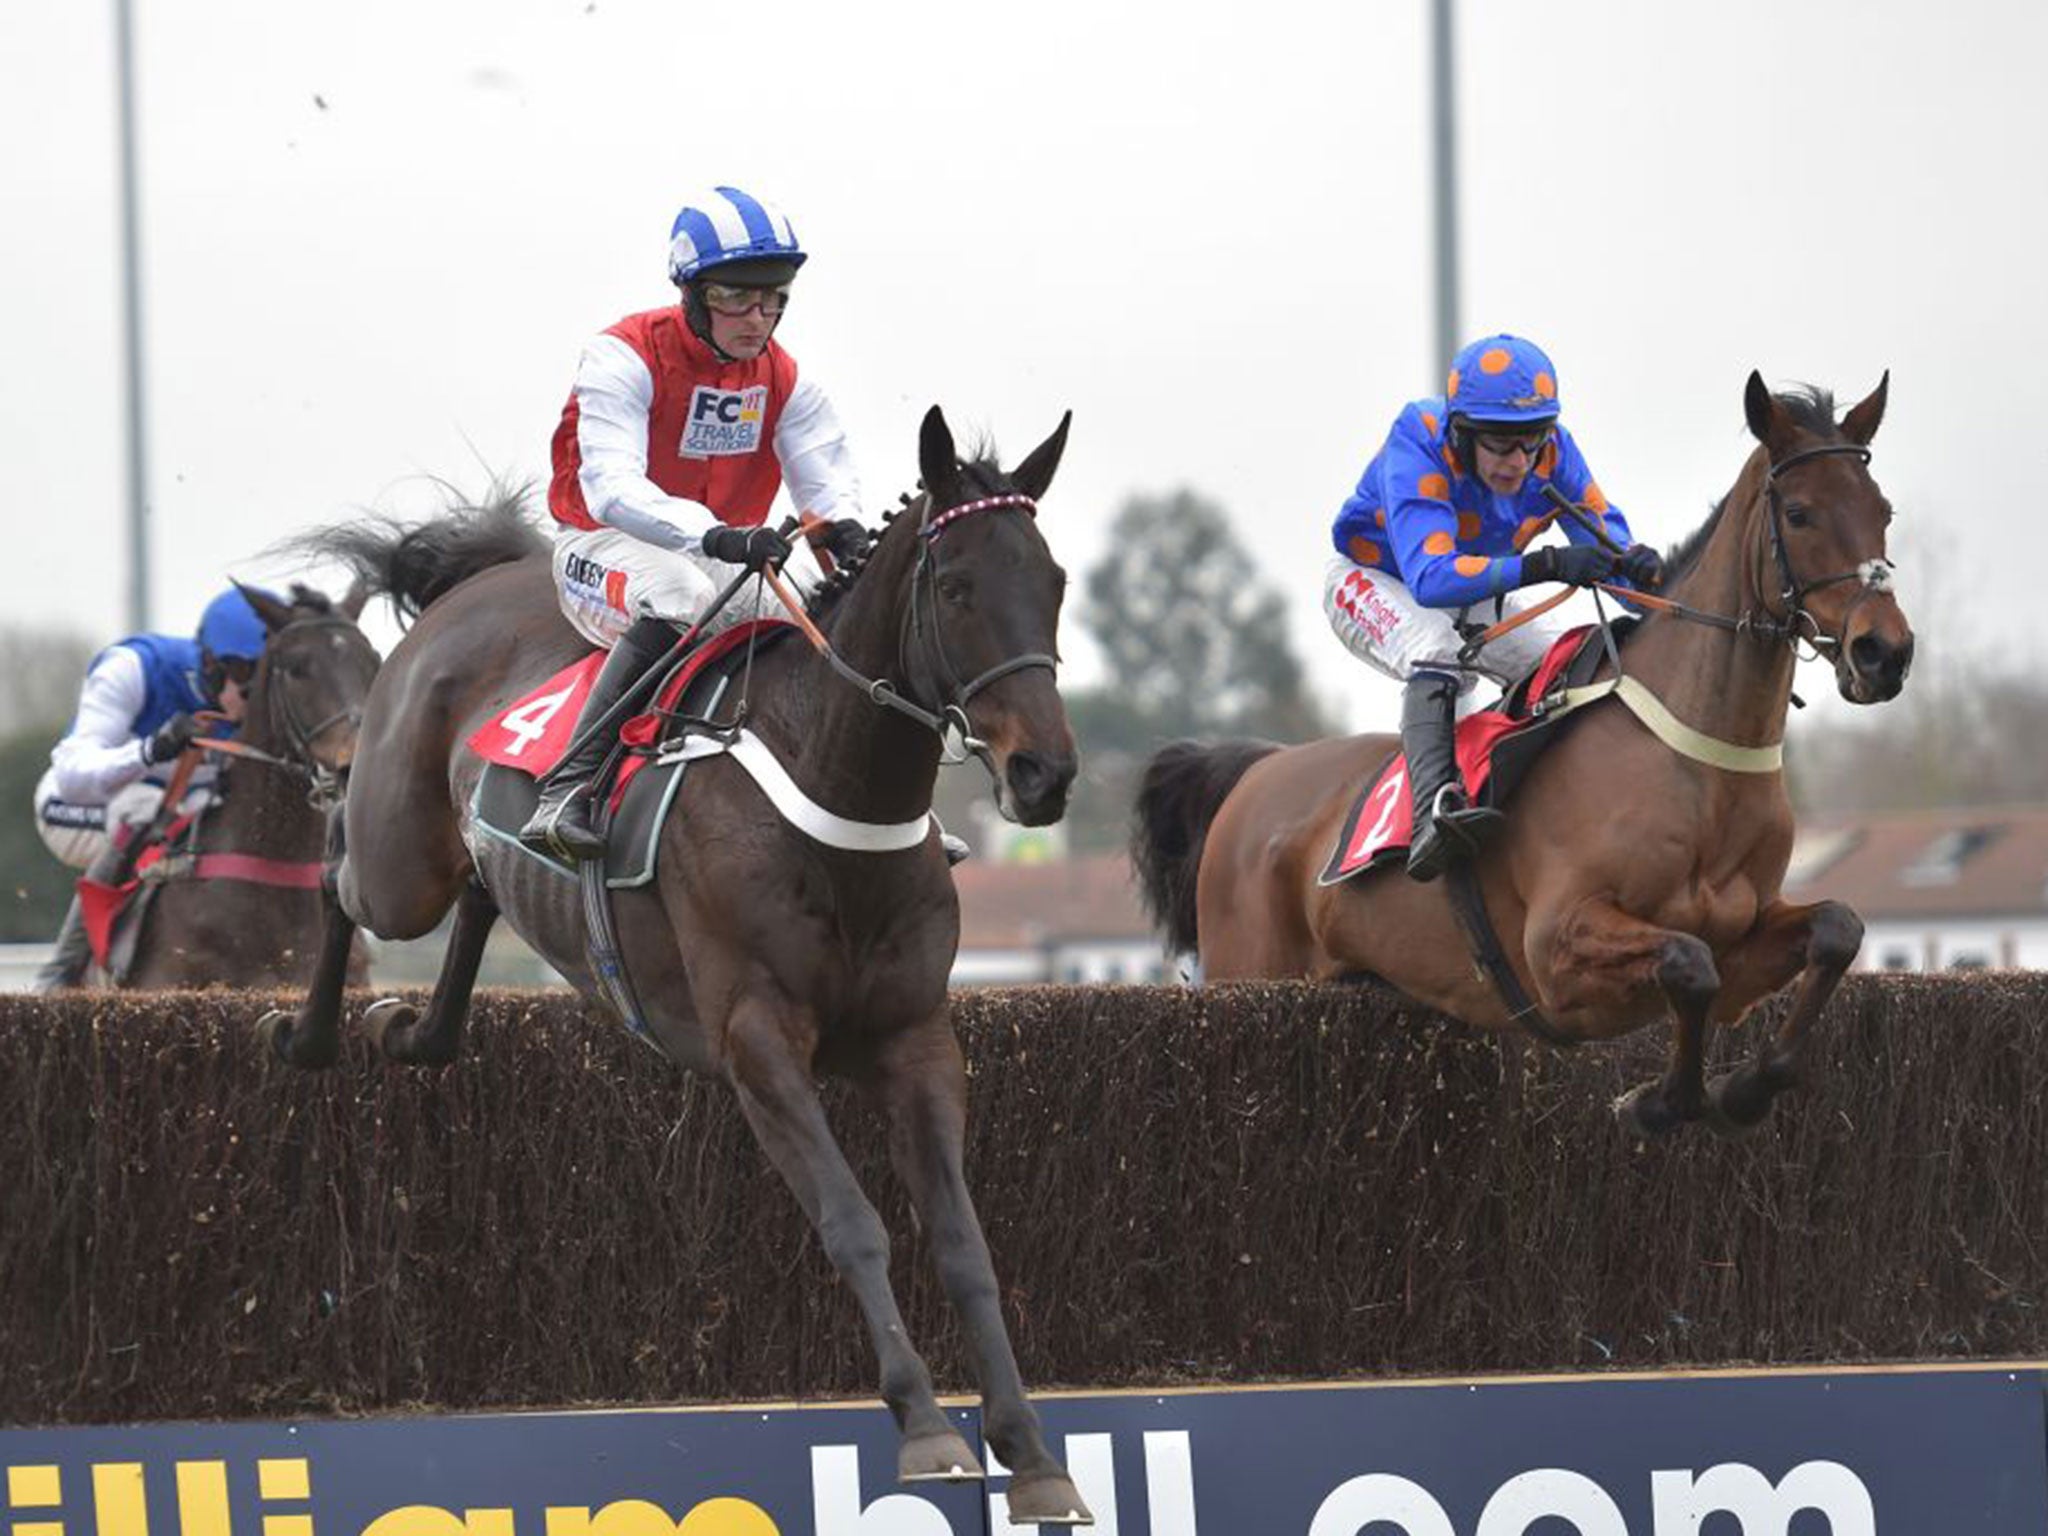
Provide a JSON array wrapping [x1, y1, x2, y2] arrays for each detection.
[[760, 491, 1054, 772]]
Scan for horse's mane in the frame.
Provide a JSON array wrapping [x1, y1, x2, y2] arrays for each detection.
[[804, 448, 1013, 625], [1657, 384, 1840, 589]]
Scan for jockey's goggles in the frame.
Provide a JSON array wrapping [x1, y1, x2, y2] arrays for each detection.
[[700, 282, 792, 318], [1471, 426, 1553, 460], [216, 656, 257, 687]]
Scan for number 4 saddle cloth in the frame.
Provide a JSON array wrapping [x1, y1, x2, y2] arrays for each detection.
[[1319, 621, 1630, 886], [465, 619, 796, 887]]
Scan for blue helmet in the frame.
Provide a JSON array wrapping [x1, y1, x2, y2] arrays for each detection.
[[196, 587, 272, 661], [666, 186, 807, 286], [1446, 334, 1561, 427]]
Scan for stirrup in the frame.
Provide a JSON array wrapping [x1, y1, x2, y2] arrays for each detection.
[[521, 784, 604, 862]]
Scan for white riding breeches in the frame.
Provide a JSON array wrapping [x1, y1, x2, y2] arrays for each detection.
[[33, 771, 207, 869], [1323, 555, 1570, 713], [550, 525, 823, 649]]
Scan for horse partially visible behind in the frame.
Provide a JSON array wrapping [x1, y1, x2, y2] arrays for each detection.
[[261, 410, 1095, 1523], [1134, 373, 1914, 1138], [123, 583, 380, 988]]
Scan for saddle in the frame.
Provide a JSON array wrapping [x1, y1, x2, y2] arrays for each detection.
[[467, 620, 798, 888], [1320, 621, 1635, 886]]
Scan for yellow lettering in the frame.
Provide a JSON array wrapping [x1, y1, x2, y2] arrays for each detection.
[[10, 1466, 63, 1506], [175, 1463, 231, 1536], [545, 1502, 680, 1536], [91, 1466, 149, 1536], [361, 1510, 514, 1536], [258, 1463, 310, 1503]]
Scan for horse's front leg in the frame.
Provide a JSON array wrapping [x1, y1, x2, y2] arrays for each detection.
[[1702, 898, 1864, 1133], [256, 802, 356, 1070], [866, 1017, 1093, 1527], [722, 996, 980, 1485], [1540, 897, 1722, 1139]]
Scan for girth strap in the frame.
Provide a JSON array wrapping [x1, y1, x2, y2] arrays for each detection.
[[1443, 863, 1577, 1048]]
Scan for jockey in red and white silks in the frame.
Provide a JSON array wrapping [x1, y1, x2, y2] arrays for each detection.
[[523, 185, 868, 862], [1322, 334, 1665, 882]]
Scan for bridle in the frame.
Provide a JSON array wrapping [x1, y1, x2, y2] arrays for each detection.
[[1751, 442, 1896, 660], [801, 491, 1055, 770], [204, 615, 371, 809]]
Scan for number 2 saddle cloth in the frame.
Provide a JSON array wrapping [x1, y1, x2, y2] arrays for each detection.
[[1320, 621, 1631, 885]]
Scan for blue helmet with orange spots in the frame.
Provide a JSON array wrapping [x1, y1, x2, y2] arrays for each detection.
[[1445, 334, 1561, 427]]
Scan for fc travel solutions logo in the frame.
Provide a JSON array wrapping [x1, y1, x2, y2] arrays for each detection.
[[681, 386, 767, 457]]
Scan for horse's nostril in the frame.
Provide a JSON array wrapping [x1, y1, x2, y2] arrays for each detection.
[[1007, 751, 1075, 807], [1851, 635, 1888, 675]]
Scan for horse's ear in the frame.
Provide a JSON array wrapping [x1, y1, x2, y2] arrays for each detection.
[[918, 405, 963, 507], [1011, 411, 1073, 503], [338, 577, 369, 622], [1841, 370, 1889, 446], [233, 580, 294, 634], [1742, 370, 1786, 450]]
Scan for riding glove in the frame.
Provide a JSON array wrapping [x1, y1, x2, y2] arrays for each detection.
[[701, 524, 794, 571], [142, 712, 201, 766], [1521, 544, 1618, 588], [819, 517, 873, 563], [1618, 543, 1665, 590]]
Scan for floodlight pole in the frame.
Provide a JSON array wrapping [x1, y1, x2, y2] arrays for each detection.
[[115, 0, 152, 631], [1430, 0, 1461, 376]]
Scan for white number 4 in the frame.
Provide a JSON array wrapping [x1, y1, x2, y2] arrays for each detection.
[[498, 682, 579, 757]]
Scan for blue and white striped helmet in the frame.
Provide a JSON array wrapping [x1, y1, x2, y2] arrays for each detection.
[[666, 187, 808, 285]]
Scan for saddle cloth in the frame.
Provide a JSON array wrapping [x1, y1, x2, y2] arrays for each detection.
[[1319, 622, 1630, 886], [467, 621, 796, 888]]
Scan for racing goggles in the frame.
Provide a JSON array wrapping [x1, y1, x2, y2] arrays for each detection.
[[1471, 426, 1553, 460], [700, 282, 793, 318]]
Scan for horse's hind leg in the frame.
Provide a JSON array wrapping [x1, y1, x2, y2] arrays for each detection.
[[365, 880, 498, 1067], [1703, 899, 1864, 1133], [257, 805, 356, 1070], [867, 1018, 1091, 1525], [723, 998, 981, 1485]]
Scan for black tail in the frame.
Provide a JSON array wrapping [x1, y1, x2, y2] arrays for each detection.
[[1129, 739, 1280, 955], [289, 482, 548, 624]]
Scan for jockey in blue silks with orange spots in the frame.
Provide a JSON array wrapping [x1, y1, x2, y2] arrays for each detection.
[[1322, 334, 1663, 882]]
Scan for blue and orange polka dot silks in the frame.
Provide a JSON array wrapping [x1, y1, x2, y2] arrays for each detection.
[[1447, 334, 1561, 425], [1330, 398, 1638, 609]]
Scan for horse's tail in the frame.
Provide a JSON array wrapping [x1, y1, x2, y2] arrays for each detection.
[[1129, 739, 1280, 955], [293, 482, 549, 624]]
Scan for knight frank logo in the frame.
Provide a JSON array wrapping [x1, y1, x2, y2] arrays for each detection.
[[681, 386, 768, 457]]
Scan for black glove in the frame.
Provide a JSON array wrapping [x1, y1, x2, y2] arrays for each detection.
[[1521, 543, 1618, 588], [700, 523, 793, 572], [820, 517, 873, 563], [142, 712, 200, 766], [1618, 542, 1664, 590]]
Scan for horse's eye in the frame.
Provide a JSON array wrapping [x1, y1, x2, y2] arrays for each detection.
[[1784, 503, 1812, 529], [938, 575, 972, 606]]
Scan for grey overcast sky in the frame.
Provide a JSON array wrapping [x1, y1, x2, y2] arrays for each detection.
[[3, 0, 2041, 735]]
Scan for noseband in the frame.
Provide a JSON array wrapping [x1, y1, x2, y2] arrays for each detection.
[[1754, 442, 1896, 658]]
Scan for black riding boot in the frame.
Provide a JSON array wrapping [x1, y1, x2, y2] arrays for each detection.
[[1402, 671, 1504, 883], [519, 617, 676, 862], [32, 837, 132, 991]]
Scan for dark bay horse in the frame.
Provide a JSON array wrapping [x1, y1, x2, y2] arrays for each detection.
[[124, 583, 380, 988], [1134, 374, 1914, 1137], [259, 408, 1093, 1523]]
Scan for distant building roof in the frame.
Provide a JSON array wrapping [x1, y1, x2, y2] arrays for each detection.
[[1784, 804, 2048, 919], [954, 852, 1157, 950]]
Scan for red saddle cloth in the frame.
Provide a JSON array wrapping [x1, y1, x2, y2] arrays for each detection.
[[1320, 626, 1597, 885], [467, 620, 791, 781]]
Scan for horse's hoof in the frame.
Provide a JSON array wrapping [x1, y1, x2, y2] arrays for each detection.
[[1005, 1472, 1094, 1526], [1704, 1070, 1770, 1137], [898, 1429, 984, 1482], [1612, 1082, 1681, 1141], [254, 1009, 336, 1071], [362, 997, 420, 1058]]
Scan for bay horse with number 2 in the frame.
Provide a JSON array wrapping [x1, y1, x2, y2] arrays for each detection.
[[1134, 374, 1914, 1137], [260, 407, 1093, 1524]]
